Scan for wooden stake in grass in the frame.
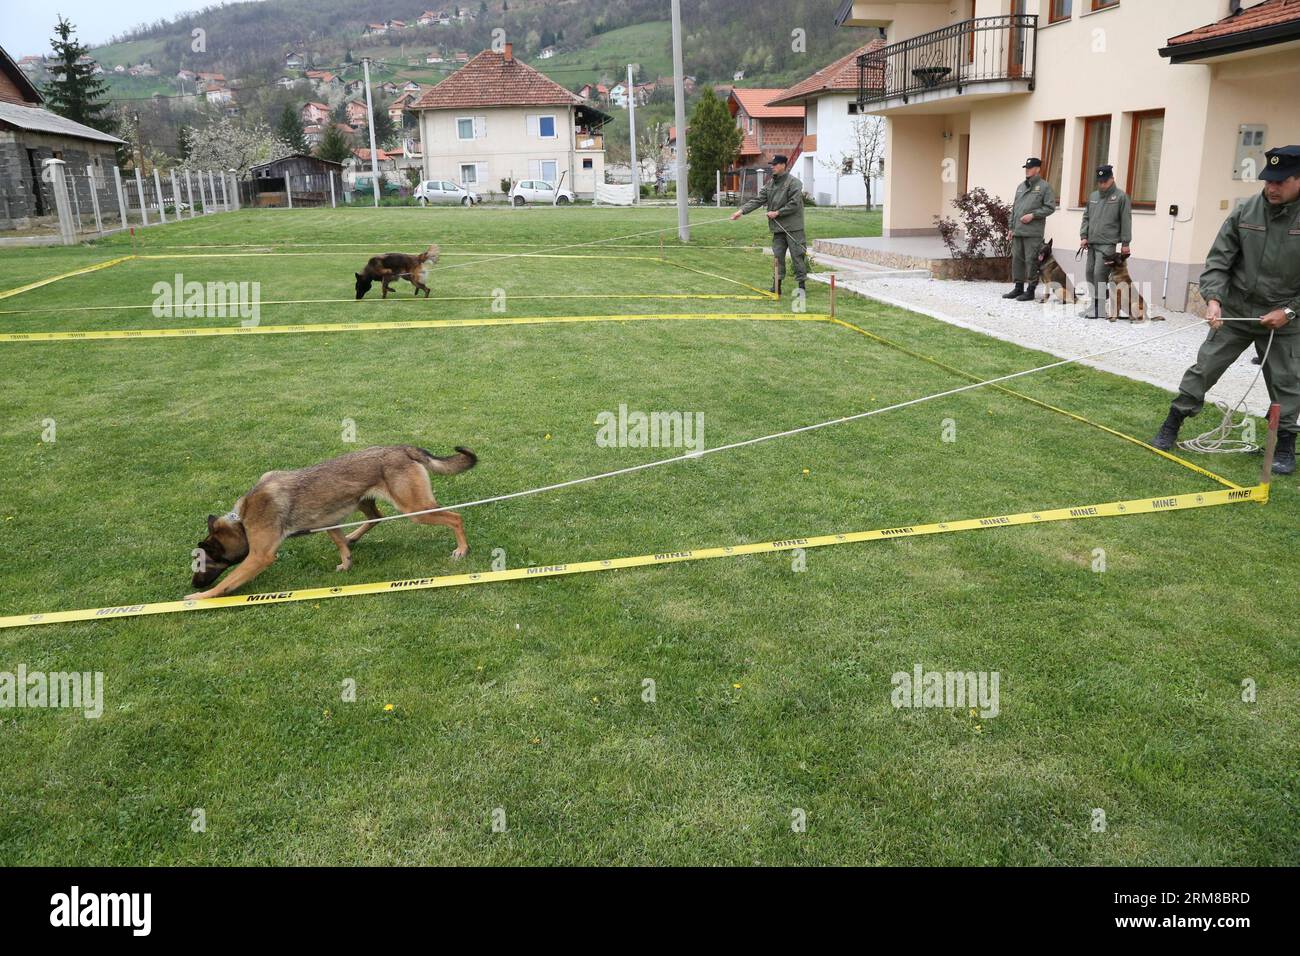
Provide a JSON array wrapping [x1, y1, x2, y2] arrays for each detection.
[[1260, 402, 1281, 485]]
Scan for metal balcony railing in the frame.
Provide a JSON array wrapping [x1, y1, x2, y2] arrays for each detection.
[[858, 15, 1038, 107]]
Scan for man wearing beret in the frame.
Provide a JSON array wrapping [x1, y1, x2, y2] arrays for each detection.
[[1003, 157, 1058, 302], [1078, 164, 1133, 319], [730, 154, 807, 296], [1152, 145, 1300, 475]]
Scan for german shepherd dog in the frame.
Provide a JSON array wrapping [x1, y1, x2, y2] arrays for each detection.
[[1102, 250, 1158, 322], [355, 244, 440, 299], [187, 444, 476, 601], [1034, 239, 1077, 304]]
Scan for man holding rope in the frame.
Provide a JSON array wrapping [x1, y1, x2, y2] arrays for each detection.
[[1151, 145, 1300, 475], [730, 154, 807, 296]]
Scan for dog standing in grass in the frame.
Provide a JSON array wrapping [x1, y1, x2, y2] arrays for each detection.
[[187, 444, 476, 600], [1034, 239, 1077, 304], [354, 244, 439, 299]]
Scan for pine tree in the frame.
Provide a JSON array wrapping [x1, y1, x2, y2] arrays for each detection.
[[42, 17, 115, 135], [686, 87, 741, 202], [317, 124, 352, 165], [277, 104, 308, 154]]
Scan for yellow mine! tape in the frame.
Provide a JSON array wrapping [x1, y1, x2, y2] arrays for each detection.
[[0, 312, 822, 343], [0, 256, 134, 300], [0, 484, 1267, 630]]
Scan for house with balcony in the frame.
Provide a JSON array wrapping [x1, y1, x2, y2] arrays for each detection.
[[410, 44, 610, 197], [834, 0, 1300, 310]]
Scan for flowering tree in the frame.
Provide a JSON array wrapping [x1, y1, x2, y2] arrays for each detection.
[[183, 117, 292, 177]]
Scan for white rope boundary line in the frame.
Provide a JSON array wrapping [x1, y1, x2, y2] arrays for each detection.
[[309, 317, 1212, 533]]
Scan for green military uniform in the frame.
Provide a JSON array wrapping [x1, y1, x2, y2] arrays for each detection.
[[1080, 172, 1133, 317], [740, 170, 807, 284], [1010, 170, 1057, 283], [1171, 188, 1300, 436]]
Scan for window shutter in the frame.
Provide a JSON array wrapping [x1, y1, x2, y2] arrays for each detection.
[[474, 116, 486, 138], [526, 114, 539, 136], [477, 162, 488, 184], [528, 160, 540, 179]]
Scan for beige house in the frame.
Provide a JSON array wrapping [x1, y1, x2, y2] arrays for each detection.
[[837, 0, 1300, 310], [411, 44, 609, 197]]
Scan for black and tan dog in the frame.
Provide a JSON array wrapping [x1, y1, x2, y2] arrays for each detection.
[[355, 243, 440, 299], [1034, 239, 1077, 304], [1102, 250, 1158, 322], [187, 444, 476, 600]]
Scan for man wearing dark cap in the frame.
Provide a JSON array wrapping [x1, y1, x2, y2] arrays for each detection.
[[1078, 164, 1133, 319], [1004, 157, 1058, 302], [1152, 145, 1300, 475], [730, 154, 806, 295]]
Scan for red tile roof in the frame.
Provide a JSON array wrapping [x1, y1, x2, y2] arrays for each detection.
[[730, 88, 804, 119], [739, 131, 760, 157], [1167, 0, 1300, 44], [412, 49, 585, 109], [768, 38, 886, 107]]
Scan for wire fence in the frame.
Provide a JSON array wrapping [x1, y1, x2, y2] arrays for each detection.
[[6, 162, 241, 244]]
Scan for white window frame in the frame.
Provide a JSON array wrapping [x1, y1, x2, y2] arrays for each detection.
[[459, 164, 477, 184], [540, 160, 558, 183], [538, 114, 557, 139], [456, 117, 475, 140]]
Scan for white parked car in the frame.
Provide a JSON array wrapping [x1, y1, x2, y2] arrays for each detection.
[[415, 179, 481, 206], [509, 179, 575, 206]]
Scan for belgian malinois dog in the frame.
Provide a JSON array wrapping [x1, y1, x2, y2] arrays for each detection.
[[187, 444, 476, 601], [1102, 251, 1158, 322], [1034, 239, 1077, 304], [355, 244, 439, 299]]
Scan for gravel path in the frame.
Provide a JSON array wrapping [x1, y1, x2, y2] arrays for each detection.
[[803, 262, 1274, 420]]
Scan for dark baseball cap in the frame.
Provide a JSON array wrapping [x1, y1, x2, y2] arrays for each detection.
[[1261, 145, 1300, 182], [1023, 157, 1042, 169], [770, 154, 789, 166], [1096, 164, 1115, 179]]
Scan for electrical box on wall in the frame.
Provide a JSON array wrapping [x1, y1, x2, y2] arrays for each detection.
[[1234, 124, 1268, 181]]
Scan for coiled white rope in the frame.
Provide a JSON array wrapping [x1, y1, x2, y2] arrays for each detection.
[[1178, 328, 1275, 454]]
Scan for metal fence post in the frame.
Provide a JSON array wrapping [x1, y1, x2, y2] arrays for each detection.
[[328, 171, 336, 208], [113, 166, 128, 229], [134, 168, 149, 226], [153, 168, 167, 222], [170, 169, 181, 218], [87, 164, 103, 235], [185, 170, 196, 218], [286, 174, 293, 208], [207, 171, 217, 214]]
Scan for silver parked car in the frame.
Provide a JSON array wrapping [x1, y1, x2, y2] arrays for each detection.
[[415, 179, 481, 206]]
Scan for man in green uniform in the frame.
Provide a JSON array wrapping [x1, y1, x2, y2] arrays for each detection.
[[1003, 157, 1058, 302], [1078, 164, 1133, 319], [1152, 145, 1300, 475], [730, 154, 806, 296]]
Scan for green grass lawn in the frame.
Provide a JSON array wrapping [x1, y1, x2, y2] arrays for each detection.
[[0, 206, 1295, 865]]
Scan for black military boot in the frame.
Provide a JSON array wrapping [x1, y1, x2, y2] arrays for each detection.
[[1002, 283, 1025, 299], [1273, 432, 1296, 475], [769, 279, 783, 296], [1151, 406, 1188, 451], [797, 280, 806, 291], [1015, 282, 1038, 302]]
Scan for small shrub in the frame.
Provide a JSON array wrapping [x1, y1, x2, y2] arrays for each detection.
[[935, 188, 1012, 280]]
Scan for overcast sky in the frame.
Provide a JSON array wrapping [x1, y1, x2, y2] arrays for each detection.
[[7, 1, 243, 58]]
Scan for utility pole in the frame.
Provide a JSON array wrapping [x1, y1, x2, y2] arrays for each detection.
[[361, 57, 381, 208], [670, 0, 689, 241], [627, 64, 639, 204]]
